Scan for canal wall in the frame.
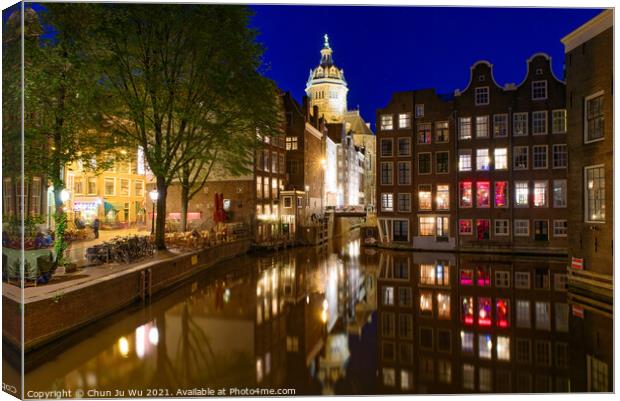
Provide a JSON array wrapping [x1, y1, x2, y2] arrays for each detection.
[[3, 239, 251, 353]]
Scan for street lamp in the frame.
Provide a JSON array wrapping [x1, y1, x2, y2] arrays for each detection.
[[149, 189, 159, 235], [60, 189, 70, 203]]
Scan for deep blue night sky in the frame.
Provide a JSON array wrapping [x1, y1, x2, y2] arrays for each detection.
[[249, 6, 604, 128]]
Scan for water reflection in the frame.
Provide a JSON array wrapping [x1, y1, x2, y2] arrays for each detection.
[[18, 235, 611, 395]]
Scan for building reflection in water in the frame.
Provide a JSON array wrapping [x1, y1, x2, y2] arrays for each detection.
[[21, 236, 610, 395]]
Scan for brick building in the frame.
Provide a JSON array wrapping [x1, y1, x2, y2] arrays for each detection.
[[376, 250, 571, 393], [561, 9, 613, 392], [376, 54, 568, 254]]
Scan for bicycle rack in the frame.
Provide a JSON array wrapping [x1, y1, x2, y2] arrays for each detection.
[[139, 268, 153, 301]]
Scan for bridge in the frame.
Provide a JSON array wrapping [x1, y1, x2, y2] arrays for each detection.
[[328, 206, 368, 218]]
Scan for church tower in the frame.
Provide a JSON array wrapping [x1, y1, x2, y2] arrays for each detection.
[[305, 34, 348, 123]]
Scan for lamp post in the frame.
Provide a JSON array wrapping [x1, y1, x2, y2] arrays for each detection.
[[149, 189, 159, 235]]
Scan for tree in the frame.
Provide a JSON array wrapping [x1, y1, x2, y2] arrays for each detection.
[[93, 4, 281, 249], [18, 5, 120, 264]]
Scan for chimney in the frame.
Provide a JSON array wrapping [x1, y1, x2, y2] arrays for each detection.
[[302, 95, 309, 121]]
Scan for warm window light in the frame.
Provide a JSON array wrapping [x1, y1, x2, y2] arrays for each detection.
[[118, 336, 130, 357], [148, 327, 159, 346], [149, 189, 159, 202], [60, 189, 70, 202]]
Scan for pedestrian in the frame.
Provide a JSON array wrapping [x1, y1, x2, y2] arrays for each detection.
[[93, 218, 100, 239]]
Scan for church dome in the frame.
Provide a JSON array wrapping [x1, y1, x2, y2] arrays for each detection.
[[307, 34, 347, 84]]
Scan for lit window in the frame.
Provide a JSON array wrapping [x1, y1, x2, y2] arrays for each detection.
[[476, 182, 490, 208], [496, 298, 510, 328], [382, 286, 394, 305], [459, 117, 472, 140], [380, 193, 393, 212], [437, 293, 451, 319], [460, 269, 473, 286], [256, 358, 263, 382], [494, 181, 508, 207], [532, 80, 547, 100], [532, 111, 547, 135], [478, 298, 492, 326], [476, 148, 490, 170], [458, 150, 472, 171], [459, 182, 472, 208], [534, 181, 548, 207], [285, 136, 298, 150], [383, 368, 396, 386], [514, 220, 530, 237], [461, 331, 474, 353], [553, 180, 567, 207], [535, 302, 551, 330], [435, 121, 449, 142], [418, 153, 431, 174], [400, 370, 412, 390], [515, 181, 529, 207], [459, 219, 473, 236], [418, 216, 435, 236], [585, 165, 605, 222], [415, 104, 424, 118], [397, 193, 411, 212], [513, 113, 528, 136], [497, 336, 510, 361], [418, 184, 432, 210], [380, 139, 393, 157], [513, 146, 528, 169], [516, 300, 531, 328], [476, 219, 490, 240], [552, 144, 567, 168], [398, 113, 411, 129], [461, 296, 474, 325], [417, 123, 432, 144], [515, 272, 530, 289], [436, 184, 449, 210], [493, 114, 508, 137], [553, 220, 568, 237], [397, 137, 411, 156], [479, 334, 493, 359], [420, 291, 433, 316], [436, 151, 449, 173], [397, 162, 411, 185], [475, 87, 489, 105], [533, 145, 548, 169], [588, 356, 609, 391], [494, 148, 507, 169], [381, 115, 394, 131], [420, 264, 436, 285], [476, 116, 489, 138], [552, 109, 567, 133], [585, 93, 604, 142]]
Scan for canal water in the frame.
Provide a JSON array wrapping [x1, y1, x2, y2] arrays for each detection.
[[13, 233, 612, 395]]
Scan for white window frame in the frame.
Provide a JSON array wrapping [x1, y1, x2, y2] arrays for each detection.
[[531, 80, 548, 100], [553, 220, 568, 237], [458, 150, 472, 172], [493, 114, 508, 137], [459, 219, 473, 235], [533, 180, 548, 208], [584, 91, 605, 144], [515, 181, 529, 207], [513, 113, 528, 136], [494, 219, 509, 237], [552, 109, 567, 134], [397, 137, 411, 157], [553, 179, 567, 208], [513, 146, 529, 170], [398, 113, 411, 129], [397, 161, 411, 186], [381, 193, 394, 212], [552, 144, 568, 169], [417, 152, 432, 175], [476, 148, 490, 171], [397, 193, 411, 212], [380, 138, 394, 157], [515, 272, 531, 289], [381, 162, 394, 185], [415, 104, 424, 118], [459, 117, 472, 140], [381, 115, 394, 131], [532, 145, 548, 170], [532, 110, 548, 135], [436, 151, 450, 174], [494, 148, 508, 170], [104, 177, 116, 196], [476, 115, 489, 138], [495, 270, 511, 287], [584, 164, 605, 223], [514, 219, 530, 237]]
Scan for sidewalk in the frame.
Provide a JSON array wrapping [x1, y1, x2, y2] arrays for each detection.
[[65, 227, 150, 264]]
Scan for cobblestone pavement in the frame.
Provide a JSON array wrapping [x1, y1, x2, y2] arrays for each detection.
[[65, 228, 151, 263]]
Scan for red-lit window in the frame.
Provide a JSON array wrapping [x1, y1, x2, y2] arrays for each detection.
[[496, 298, 510, 328], [495, 181, 508, 208], [459, 219, 473, 235], [461, 296, 474, 325], [476, 181, 490, 208], [460, 182, 472, 208], [478, 297, 492, 326], [477, 266, 491, 286], [460, 269, 474, 286], [476, 219, 490, 240]]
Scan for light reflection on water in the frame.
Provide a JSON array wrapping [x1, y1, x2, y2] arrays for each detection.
[[14, 234, 612, 395]]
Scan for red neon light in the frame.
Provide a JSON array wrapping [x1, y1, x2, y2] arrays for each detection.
[[497, 320, 509, 328], [478, 318, 492, 326], [464, 316, 474, 325]]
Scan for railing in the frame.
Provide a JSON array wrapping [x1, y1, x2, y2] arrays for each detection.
[[567, 266, 613, 317]]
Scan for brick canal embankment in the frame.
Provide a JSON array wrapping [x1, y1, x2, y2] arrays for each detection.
[[2, 238, 251, 353]]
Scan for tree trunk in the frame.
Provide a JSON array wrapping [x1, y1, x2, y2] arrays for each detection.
[[155, 175, 167, 250], [52, 177, 68, 265], [180, 184, 189, 232]]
